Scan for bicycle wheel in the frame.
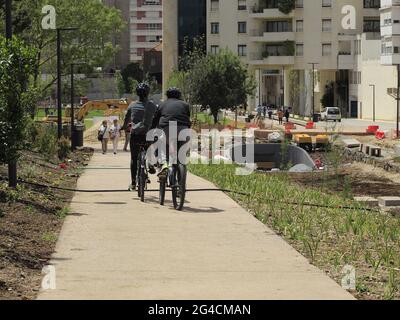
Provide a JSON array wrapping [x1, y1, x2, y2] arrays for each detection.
[[137, 151, 146, 202], [159, 177, 166, 206], [172, 164, 186, 211]]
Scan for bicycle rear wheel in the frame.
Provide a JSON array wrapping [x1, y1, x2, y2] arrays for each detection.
[[137, 151, 146, 202], [159, 177, 166, 206], [172, 164, 186, 211]]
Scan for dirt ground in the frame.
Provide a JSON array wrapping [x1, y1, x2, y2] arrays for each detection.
[[0, 148, 93, 300]]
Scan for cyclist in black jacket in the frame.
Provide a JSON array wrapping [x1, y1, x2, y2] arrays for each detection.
[[122, 83, 157, 190], [154, 87, 191, 177]]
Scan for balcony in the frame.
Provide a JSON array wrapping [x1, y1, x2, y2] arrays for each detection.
[[338, 53, 354, 70], [249, 52, 294, 65], [130, 17, 162, 24], [130, 29, 162, 36], [130, 41, 161, 49], [381, 54, 400, 65], [250, 30, 294, 42], [381, 0, 400, 8], [249, 7, 294, 19]]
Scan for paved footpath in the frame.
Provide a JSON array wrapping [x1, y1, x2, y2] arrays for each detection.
[[38, 147, 354, 300]]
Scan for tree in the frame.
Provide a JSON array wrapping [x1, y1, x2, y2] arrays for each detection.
[[321, 81, 335, 108], [277, 0, 295, 14], [189, 49, 256, 124], [121, 62, 143, 93], [0, 36, 37, 164], [0, 0, 126, 101], [115, 70, 125, 97]]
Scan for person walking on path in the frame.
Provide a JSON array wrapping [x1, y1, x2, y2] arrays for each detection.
[[98, 120, 110, 154], [268, 106, 273, 120], [278, 109, 284, 125], [285, 108, 290, 123], [123, 122, 131, 152], [110, 119, 122, 155]]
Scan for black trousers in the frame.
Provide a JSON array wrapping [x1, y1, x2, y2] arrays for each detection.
[[130, 134, 147, 184]]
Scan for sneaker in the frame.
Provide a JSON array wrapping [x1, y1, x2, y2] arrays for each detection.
[[157, 163, 169, 178], [128, 182, 136, 191], [148, 165, 156, 175]]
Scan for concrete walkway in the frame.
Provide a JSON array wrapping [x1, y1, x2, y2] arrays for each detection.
[[38, 147, 354, 300]]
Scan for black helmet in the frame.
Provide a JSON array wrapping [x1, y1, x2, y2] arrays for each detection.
[[166, 87, 182, 99], [136, 82, 150, 98]]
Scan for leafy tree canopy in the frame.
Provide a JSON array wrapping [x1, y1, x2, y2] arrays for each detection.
[[188, 49, 256, 123], [0, 36, 37, 163], [0, 0, 126, 98]]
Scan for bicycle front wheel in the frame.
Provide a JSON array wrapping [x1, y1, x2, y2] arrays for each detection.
[[172, 164, 186, 211], [159, 177, 166, 206]]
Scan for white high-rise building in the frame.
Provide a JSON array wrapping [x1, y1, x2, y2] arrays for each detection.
[[207, 0, 381, 118], [130, 0, 163, 62]]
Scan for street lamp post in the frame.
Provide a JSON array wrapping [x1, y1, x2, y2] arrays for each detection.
[[369, 84, 376, 123], [5, 0, 17, 188], [308, 63, 319, 119], [56, 27, 78, 139]]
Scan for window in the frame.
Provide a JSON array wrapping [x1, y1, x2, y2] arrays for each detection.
[[210, 0, 219, 11], [238, 45, 247, 56], [322, 43, 332, 56], [238, 22, 247, 33], [211, 22, 219, 34], [322, 0, 332, 7], [296, 44, 304, 56], [296, 0, 304, 8], [322, 19, 332, 32], [210, 45, 219, 54], [238, 0, 247, 10], [296, 20, 303, 32]]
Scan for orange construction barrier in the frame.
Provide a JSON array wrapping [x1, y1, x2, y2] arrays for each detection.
[[305, 121, 315, 129], [375, 131, 386, 140], [366, 125, 379, 134]]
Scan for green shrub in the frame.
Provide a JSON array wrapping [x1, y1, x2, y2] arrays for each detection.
[[58, 137, 71, 160], [35, 125, 58, 160]]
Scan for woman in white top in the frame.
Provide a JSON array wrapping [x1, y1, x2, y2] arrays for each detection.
[[110, 119, 122, 155], [98, 120, 110, 154]]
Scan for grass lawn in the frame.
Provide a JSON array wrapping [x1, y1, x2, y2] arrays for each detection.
[[195, 112, 246, 129], [189, 164, 400, 300]]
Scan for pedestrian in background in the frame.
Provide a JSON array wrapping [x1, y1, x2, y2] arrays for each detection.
[[123, 122, 132, 152], [278, 109, 284, 125], [98, 120, 110, 155], [268, 106, 273, 120], [285, 108, 290, 123], [110, 119, 122, 155]]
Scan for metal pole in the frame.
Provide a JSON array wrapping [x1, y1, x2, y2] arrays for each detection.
[[70, 64, 75, 151], [397, 64, 400, 138], [312, 64, 315, 117], [57, 28, 62, 139], [373, 85, 376, 123], [5, 0, 17, 188]]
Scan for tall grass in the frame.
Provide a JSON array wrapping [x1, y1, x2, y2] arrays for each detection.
[[189, 164, 400, 300]]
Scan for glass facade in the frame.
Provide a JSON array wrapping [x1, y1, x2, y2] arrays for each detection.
[[178, 0, 206, 55]]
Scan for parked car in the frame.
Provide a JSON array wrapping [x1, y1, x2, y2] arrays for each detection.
[[320, 107, 342, 122]]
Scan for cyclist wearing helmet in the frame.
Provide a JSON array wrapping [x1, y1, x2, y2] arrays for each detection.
[[122, 83, 157, 190], [154, 87, 191, 177]]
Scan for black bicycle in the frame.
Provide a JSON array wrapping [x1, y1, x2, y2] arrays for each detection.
[[159, 163, 187, 211], [137, 144, 149, 202]]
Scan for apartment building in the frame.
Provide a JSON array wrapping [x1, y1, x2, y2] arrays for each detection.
[[130, 0, 163, 62], [104, 0, 162, 68], [207, 0, 382, 117]]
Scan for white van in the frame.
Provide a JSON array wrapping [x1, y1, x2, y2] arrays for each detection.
[[320, 107, 342, 122]]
